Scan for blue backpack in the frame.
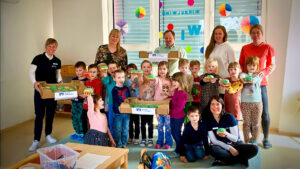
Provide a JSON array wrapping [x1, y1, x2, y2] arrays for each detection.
[[139, 151, 171, 169]]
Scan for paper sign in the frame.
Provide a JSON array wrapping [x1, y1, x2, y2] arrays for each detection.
[[132, 108, 156, 115], [77, 153, 110, 169], [148, 53, 168, 63], [54, 91, 78, 100]]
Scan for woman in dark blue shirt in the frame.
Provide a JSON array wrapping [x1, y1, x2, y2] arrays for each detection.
[[206, 96, 258, 167]]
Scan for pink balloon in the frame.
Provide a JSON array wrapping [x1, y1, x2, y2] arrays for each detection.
[[159, 1, 162, 8], [187, 0, 194, 6]]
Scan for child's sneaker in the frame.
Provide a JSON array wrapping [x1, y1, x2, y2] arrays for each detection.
[[46, 135, 57, 144], [70, 133, 78, 140], [140, 139, 146, 147], [134, 139, 139, 145], [148, 139, 153, 147], [155, 144, 161, 149], [164, 145, 171, 149], [127, 138, 133, 144], [76, 135, 84, 141], [263, 139, 272, 149]]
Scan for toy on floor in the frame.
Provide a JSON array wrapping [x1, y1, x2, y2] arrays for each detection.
[[138, 149, 171, 169]]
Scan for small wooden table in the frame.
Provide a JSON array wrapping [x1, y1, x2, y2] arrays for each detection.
[[8, 142, 129, 169]]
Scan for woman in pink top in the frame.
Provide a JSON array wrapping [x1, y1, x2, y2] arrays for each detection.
[[154, 61, 172, 149], [84, 93, 115, 147], [239, 24, 275, 149]]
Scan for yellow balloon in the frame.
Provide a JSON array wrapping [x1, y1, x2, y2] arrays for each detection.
[[159, 32, 163, 39]]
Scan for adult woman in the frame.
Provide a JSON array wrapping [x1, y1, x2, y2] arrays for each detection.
[[28, 38, 62, 151], [205, 25, 236, 98], [205, 96, 258, 166], [239, 24, 275, 148], [95, 29, 128, 71]]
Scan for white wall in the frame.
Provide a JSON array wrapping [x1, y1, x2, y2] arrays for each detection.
[[265, 0, 291, 130], [52, 0, 103, 65], [0, 0, 54, 129], [278, 0, 300, 134]]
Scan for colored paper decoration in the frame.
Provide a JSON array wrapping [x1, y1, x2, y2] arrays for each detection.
[[115, 20, 128, 37], [241, 16, 260, 34], [159, 1, 162, 8], [167, 23, 174, 30], [187, 0, 194, 6], [200, 46, 204, 54], [185, 46, 192, 53], [159, 32, 163, 39], [135, 7, 146, 19], [219, 3, 232, 17]]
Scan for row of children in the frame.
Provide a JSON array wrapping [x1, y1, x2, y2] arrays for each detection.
[[71, 55, 263, 154]]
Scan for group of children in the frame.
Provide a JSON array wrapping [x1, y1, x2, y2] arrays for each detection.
[[69, 55, 264, 163]]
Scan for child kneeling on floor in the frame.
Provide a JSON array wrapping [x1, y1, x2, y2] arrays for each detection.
[[179, 105, 210, 163], [84, 93, 115, 147]]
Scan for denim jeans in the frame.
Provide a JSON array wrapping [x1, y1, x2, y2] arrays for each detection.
[[185, 142, 206, 162], [113, 113, 130, 147], [261, 86, 270, 139], [108, 105, 114, 137], [170, 117, 184, 153], [156, 115, 173, 146]]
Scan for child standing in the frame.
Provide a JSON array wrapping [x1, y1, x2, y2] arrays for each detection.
[[125, 63, 140, 145], [70, 61, 88, 141], [220, 62, 243, 120], [101, 61, 119, 136], [178, 58, 194, 123], [83, 64, 103, 135], [138, 60, 155, 147], [112, 70, 131, 147], [84, 93, 115, 147], [189, 60, 202, 108], [169, 72, 188, 156], [199, 58, 220, 114], [240, 56, 263, 144], [179, 106, 210, 163], [154, 61, 172, 149]]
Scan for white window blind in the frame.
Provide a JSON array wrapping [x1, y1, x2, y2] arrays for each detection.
[[160, 0, 205, 71], [113, 0, 150, 44], [214, 0, 262, 44]]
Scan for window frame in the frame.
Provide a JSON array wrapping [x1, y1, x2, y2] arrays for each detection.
[[106, 0, 266, 54]]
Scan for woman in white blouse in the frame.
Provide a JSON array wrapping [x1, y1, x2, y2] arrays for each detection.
[[205, 25, 236, 98]]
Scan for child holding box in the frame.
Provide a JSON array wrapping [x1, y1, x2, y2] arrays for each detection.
[[154, 61, 172, 149], [138, 60, 155, 147], [112, 70, 131, 148], [70, 61, 88, 141]]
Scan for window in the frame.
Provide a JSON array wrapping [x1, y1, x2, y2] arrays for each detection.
[[159, 0, 205, 70], [111, 0, 265, 73], [113, 0, 150, 44]]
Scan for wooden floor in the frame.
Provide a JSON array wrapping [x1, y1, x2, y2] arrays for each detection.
[[1, 115, 300, 169]]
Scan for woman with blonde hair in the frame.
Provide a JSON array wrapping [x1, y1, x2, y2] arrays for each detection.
[[205, 25, 235, 98], [95, 29, 128, 71]]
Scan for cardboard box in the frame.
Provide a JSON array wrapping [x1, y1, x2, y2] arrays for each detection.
[[120, 97, 170, 115], [139, 51, 181, 60], [38, 80, 86, 100]]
